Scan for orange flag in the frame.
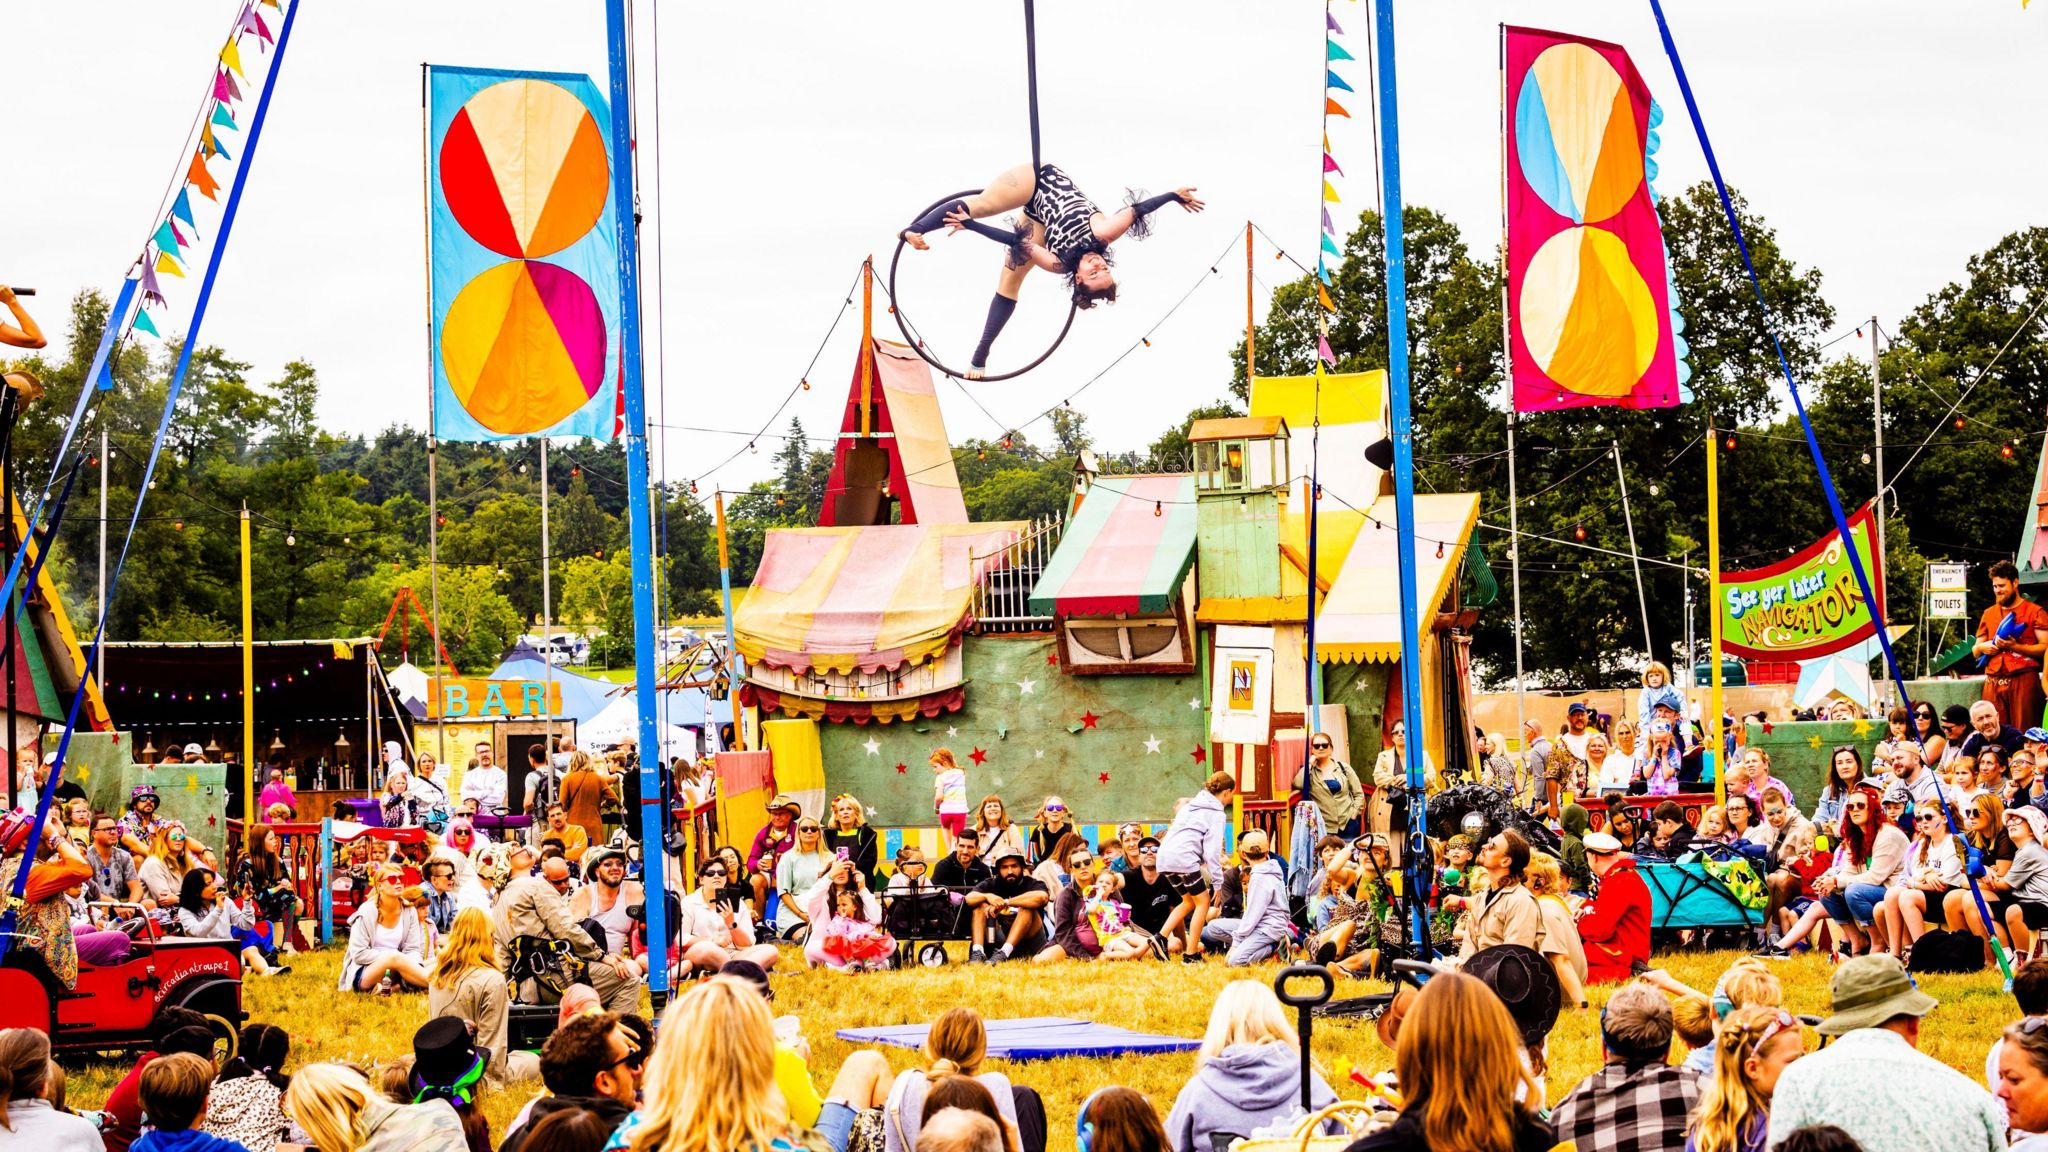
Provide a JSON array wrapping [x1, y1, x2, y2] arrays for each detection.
[[1326, 97, 1351, 118], [187, 149, 221, 200], [1318, 284, 1336, 312]]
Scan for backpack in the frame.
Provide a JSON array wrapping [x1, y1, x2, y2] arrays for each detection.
[[1695, 855, 1768, 911], [1908, 927, 1987, 974]]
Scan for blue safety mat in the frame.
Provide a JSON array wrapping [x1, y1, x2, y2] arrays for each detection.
[[835, 1017, 1200, 1061]]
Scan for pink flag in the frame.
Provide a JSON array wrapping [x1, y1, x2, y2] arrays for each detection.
[[1323, 153, 1343, 175], [213, 69, 230, 101], [1318, 335, 1336, 365]]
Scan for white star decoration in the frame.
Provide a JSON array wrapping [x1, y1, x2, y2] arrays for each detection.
[[866, 805, 878, 817], [1016, 679, 1036, 695], [948, 726, 960, 738], [1034, 749, 1045, 759], [862, 736, 881, 756], [1144, 735, 1163, 754], [1188, 697, 1201, 710]]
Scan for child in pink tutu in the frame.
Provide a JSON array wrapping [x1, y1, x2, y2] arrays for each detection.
[[802, 859, 894, 971]]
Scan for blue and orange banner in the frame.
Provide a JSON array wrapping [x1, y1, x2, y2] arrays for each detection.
[[427, 66, 620, 442], [1506, 26, 1689, 412]]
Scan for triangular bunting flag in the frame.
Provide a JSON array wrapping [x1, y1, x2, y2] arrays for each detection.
[[133, 309, 160, 337], [213, 69, 231, 102], [1322, 180, 1340, 203], [201, 122, 217, 157], [210, 135, 232, 162], [1317, 261, 1334, 287], [220, 37, 245, 78], [1328, 13, 1345, 33], [260, 0, 279, 8], [171, 188, 197, 228], [1318, 284, 1336, 312], [139, 264, 164, 305], [1328, 40, 1354, 62], [153, 220, 183, 256], [211, 103, 238, 132], [1318, 335, 1337, 364], [1327, 70, 1354, 93], [1322, 206, 1334, 234], [169, 219, 189, 247], [226, 70, 243, 102], [250, 10, 273, 45], [155, 252, 185, 278], [187, 149, 221, 200], [1321, 233, 1341, 257], [1326, 97, 1350, 119], [1324, 152, 1344, 175]]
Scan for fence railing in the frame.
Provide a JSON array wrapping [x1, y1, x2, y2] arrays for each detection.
[[970, 513, 1062, 632]]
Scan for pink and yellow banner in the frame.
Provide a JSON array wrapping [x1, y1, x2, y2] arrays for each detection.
[[1506, 27, 1688, 412]]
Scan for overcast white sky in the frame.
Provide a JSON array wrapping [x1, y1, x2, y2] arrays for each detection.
[[5, 2, 2041, 495]]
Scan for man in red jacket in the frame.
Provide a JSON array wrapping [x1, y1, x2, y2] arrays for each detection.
[[1576, 831, 1651, 984]]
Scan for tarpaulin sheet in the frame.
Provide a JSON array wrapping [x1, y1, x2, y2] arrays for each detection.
[[1029, 475, 1196, 616], [836, 1017, 1200, 1061]]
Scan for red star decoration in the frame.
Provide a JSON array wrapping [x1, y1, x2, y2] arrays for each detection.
[[1761, 722, 1774, 735], [1080, 711, 1099, 729], [207, 814, 218, 827], [969, 747, 989, 766], [1099, 772, 1111, 784], [895, 763, 908, 775], [1190, 746, 1207, 763], [1046, 652, 1059, 665]]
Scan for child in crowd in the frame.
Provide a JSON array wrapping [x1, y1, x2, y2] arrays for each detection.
[[814, 886, 894, 972], [1082, 871, 1157, 961], [1673, 994, 1719, 1078], [132, 1053, 247, 1152], [1639, 661, 1685, 724], [1642, 721, 1682, 796], [931, 749, 969, 844]]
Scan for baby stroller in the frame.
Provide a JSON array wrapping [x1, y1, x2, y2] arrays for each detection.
[[1642, 841, 1766, 950], [883, 884, 969, 969]]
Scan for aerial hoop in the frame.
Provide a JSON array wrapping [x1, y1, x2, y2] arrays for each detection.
[[888, 189, 1077, 383]]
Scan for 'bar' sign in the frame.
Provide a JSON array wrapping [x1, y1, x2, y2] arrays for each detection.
[[429, 678, 563, 719]]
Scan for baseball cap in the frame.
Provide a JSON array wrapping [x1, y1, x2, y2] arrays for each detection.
[[1567, 702, 1590, 715], [1817, 954, 1936, 1035], [991, 847, 1027, 865], [1583, 831, 1624, 854], [1942, 704, 1971, 727], [1237, 829, 1271, 856], [184, 742, 204, 756]]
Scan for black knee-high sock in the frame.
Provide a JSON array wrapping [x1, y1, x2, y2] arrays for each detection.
[[971, 294, 1018, 370]]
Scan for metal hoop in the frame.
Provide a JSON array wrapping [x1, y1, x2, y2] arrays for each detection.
[[889, 189, 1078, 383]]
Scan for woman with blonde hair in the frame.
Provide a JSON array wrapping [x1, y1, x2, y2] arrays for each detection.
[[823, 793, 879, 884], [1348, 971, 1553, 1152], [426, 908, 537, 1087], [138, 823, 199, 906], [1163, 982, 1338, 1152], [1685, 1005, 1805, 1152], [282, 1063, 466, 1152], [1523, 854, 1588, 1009], [340, 862, 429, 994], [883, 1008, 1023, 1152], [611, 977, 809, 1152], [1479, 732, 1518, 797], [1026, 796, 1075, 867]]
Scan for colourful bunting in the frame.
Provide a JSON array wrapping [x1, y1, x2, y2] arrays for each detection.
[[132, 310, 160, 337], [155, 252, 185, 278], [213, 69, 231, 102], [211, 103, 238, 132], [1323, 152, 1344, 175], [224, 69, 243, 102], [1328, 41, 1354, 63], [1328, 13, 1345, 33], [1322, 206, 1334, 234], [220, 37, 245, 79], [187, 149, 221, 200], [139, 264, 164, 305], [201, 122, 218, 157], [1318, 284, 1336, 312], [210, 135, 232, 162], [169, 219, 188, 247], [171, 188, 197, 229], [1327, 70, 1354, 93], [152, 220, 183, 256], [250, 10, 274, 44], [1321, 233, 1341, 256], [1326, 97, 1350, 118], [1318, 335, 1337, 364], [1317, 261, 1334, 287], [1322, 180, 1340, 202], [260, 0, 279, 8]]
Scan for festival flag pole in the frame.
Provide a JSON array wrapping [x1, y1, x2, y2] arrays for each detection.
[[419, 63, 448, 780], [1614, 441, 1654, 659], [715, 490, 744, 753], [241, 504, 254, 824], [1496, 23, 1530, 805], [1707, 415, 1726, 806], [541, 439, 555, 795]]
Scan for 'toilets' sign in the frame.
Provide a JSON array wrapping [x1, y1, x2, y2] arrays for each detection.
[[428, 677, 564, 719]]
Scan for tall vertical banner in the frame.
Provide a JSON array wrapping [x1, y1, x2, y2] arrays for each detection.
[[428, 67, 620, 441], [1505, 27, 1689, 412]]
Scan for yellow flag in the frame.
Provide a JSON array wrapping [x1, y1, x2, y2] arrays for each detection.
[[332, 639, 354, 661], [155, 252, 185, 278], [220, 37, 245, 78], [1322, 180, 1340, 203]]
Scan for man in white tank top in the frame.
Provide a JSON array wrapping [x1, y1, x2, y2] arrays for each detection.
[[570, 847, 647, 974]]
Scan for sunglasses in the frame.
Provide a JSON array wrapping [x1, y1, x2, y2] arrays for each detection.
[[1139, 846, 1158, 854], [382, 875, 405, 886], [798, 825, 822, 833], [548, 877, 571, 889], [454, 830, 474, 838], [1311, 742, 1332, 750], [1750, 1008, 1799, 1054], [1845, 802, 1870, 812], [901, 860, 926, 869], [702, 868, 728, 879], [1916, 813, 1942, 822], [606, 1043, 645, 1072], [1071, 857, 1093, 868], [1045, 805, 1067, 814]]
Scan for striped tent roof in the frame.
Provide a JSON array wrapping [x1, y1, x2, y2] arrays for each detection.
[[735, 522, 1026, 675], [1028, 474, 1198, 617], [1314, 492, 1481, 664]]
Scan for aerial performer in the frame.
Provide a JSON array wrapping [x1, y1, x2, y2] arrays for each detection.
[[898, 166, 1203, 378]]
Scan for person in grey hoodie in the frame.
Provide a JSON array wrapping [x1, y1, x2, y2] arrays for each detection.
[[1156, 771, 1237, 964], [1198, 829, 1291, 965], [1164, 981, 1338, 1152]]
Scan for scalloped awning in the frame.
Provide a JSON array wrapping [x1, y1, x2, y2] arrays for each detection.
[[735, 522, 1026, 676], [1314, 493, 1480, 664]]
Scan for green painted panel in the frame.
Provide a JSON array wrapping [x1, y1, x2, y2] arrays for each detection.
[[1196, 493, 1280, 600], [42, 732, 133, 817], [1325, 661, 1392, 765], [1741, 720, 1869, 804], [817, 634, 1210, 825]]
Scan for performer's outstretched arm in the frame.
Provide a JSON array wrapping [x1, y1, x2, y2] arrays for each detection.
[[1095, 187, 1204, 245], [0, 286, 44, 350]]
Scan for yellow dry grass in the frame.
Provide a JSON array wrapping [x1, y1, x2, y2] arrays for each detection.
[[60, 944, 2020, 1151]]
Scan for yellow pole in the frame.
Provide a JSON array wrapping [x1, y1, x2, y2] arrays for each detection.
[[240, 505, 255, 824], [1245, 221, 1256, 385], [1707, 419, 1726, 806]]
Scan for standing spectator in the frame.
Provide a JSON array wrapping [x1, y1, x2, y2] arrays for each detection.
[[283, 1063, 467, 1152], [932, 750, 970, 845], [1977, 558, 2048, 732], [1524, 854, 1588, 1009], [1766, 955, 2000, 1152], [1198, 830, 1289, 966], [1522, 719, 1554, 815], [523, 745, 562, 816], [429, 907, 539, 1088], [1458, 829, 1542, 958], [1372, 721, 1437, 854], [559, 751, 614, 849], [1551, 984, 1697, 1152], [1559, 803, 1594, 892], [1296, 734, 1364, 838], [0, 1028, 100, 1152], [1165, 982, 1338, 1152], [1341, 971, 1552, 1152], [1155, 772, 1235, 963], [823, 794, 880, 884], [258, 768, 297, 819], [1478, 732, 1519, 797], [1687, 1006, 1806, 1152], [1575, 832, 1651, 983], [458, 742, 506, 813]]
